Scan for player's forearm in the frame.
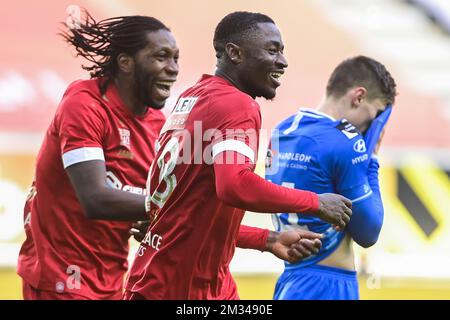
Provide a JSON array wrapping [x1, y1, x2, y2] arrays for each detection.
[[66, 160, 148, 221], [214, 163, 319, 213], [81, 187, 148, 221], [236, 225, 269, 251], [347, 159, 383, 247], [346, 194, 383, 248], [367, 157, 381, 194]]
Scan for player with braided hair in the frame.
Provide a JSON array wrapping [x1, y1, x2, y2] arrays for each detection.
[[17, 10, 179, 299]]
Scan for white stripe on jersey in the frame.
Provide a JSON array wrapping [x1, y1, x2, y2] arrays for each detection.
[[62, 147, 105, 169], [283, 109, 337, 135], [351, 190, 373, 203], [287, 213, 300, 225], [283, 112, 304, 135], [299, 108, 336, 121], [212, 140, 255, 163]]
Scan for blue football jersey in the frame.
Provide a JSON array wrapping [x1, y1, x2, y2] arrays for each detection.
[[266, 108, 373, 268]]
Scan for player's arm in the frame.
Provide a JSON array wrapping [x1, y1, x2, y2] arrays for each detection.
[[129, 221, 323, 262], [237, 225, 322, 263], [344, 109, 390, 247], [210, 96, 351, 229], [213, 152, 352, 230], [66, 161, 148, 221], [334, 132, 384, 247], [344, 157, 383, 248], [58, 92, 148, 221]]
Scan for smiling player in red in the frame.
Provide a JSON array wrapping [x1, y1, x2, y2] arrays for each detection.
[[17, 12, 179, 300], [124, 11, 352, 300]]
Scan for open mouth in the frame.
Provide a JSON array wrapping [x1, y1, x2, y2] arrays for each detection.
[[269, 72, 283, 86], [153, 80, 175, 99]]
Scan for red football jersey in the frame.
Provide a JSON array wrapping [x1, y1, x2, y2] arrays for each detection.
[[17, 78, 165, 299], [125, 75, 262, 300]]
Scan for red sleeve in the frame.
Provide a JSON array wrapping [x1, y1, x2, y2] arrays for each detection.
[[55, 91, 107, 168], [58, 92, 105, 152], [209, 92, 261, 167], [214, 154, 319, 213], [236, 225, 269, 251]]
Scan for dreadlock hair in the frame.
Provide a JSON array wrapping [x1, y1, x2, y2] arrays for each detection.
[[61, 10, 169, 93], [213, 11, 274, 59], [326, 55, 397, 105]]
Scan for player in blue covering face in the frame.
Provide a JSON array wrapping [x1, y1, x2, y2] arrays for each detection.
[[267, 55, 397, 300]]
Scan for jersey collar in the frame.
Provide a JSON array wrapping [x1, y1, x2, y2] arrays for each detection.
[[299, 108, 336, 121]]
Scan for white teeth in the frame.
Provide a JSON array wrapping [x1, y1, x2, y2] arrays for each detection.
[[155, 81, 174, 88], [270, 72, 282, 79]]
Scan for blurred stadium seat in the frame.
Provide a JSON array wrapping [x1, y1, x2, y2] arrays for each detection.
[[407, 0, 450, 34]]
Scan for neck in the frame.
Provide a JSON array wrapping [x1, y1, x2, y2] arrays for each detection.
[[215, 68, 255, 99], [317, 96, 342, 120], [114, 77, 148, 115]]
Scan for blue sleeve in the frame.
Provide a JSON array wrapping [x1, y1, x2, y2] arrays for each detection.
[[331, 138, 384, 247], [345, 158, 384, 247], [332, 137, 372, 201], [363, 105, 392, 157]]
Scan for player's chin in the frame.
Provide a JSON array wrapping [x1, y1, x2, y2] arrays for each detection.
[[147, 84, 171, 109], [150, 100, 166, 110], [146, 96, 167, 110], [259, 87, 277, 101]]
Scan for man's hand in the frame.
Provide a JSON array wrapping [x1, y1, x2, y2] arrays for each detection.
[[266, 229, 323, 264], [129, 220, 150, 242], [316, 193, 352, 231]]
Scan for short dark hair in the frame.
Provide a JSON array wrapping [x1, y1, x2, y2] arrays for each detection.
[[326, 55, 397, 105], [61, 10, 169, 92], [213, 11, 274, 58]]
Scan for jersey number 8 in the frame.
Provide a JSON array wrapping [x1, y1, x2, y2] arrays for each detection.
[[149, 137, 179, 209]]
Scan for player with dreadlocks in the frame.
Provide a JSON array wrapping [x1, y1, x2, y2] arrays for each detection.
[[17, 10, 326, 300], [17, 10, 179, 300]]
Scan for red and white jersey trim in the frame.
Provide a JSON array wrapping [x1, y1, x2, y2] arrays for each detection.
[[212, 140, 255, 163], [62, 147, 105, 169]]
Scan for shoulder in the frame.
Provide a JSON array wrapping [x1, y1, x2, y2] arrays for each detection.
[[182, 74, 259, 114], [276, 110, 336, 146], [330, 120, 365, 152], [63, 78, 101, 100], [274, 113, 299, 132], [326, 120, 369, 168], [304, 117, 366, 161], [188, 75, 258, 113], [212, 84, 258, 112], [307, 119, 363, 151], [212, 90, 260, 127], [57, 79, 107, 119], [206, 83, 260, 128], [333, 119, 361, 140]]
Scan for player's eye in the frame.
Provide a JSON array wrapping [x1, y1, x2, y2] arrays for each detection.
[[155, 51, 168, 61]]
